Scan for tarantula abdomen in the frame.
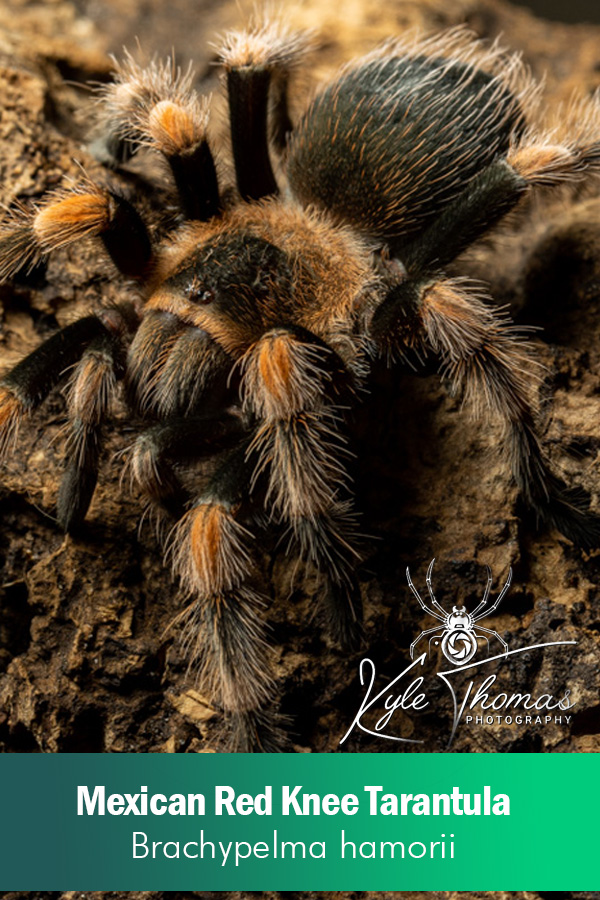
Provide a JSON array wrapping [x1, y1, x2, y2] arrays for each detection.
[[287, 46, 526, 247]]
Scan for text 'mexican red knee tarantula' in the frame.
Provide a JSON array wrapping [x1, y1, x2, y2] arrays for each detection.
[[1, 20, 599, 749]]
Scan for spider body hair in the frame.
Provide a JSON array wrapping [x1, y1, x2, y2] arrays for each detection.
[[1, 21, 600, 749], [287, 34, 528, 246]]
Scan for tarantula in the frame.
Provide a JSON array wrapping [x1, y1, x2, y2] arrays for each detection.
[[1, 21, 599, 750]]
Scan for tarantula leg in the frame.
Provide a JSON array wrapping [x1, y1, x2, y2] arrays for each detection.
[[58, 323, 130, 531], [417, 278, 600, 546], [126, 313, 235, 418], [125, 311, 184, 413], [394, 160, 528, 273], [130, 412, 247, 513], [0, 184, 152, 281], [96, 55, 220, 220], [241, 328, 363, 648], [0, 313, 130, 463], [146, 98, 219, 220], [267, 27, 314, 155], [169, 447, 279, 750], [507, 113, 600, 187], [292, 504, 364, 649], [218, 708, 290, 754], [221, 60, 277, 200], [371, 157, 532, 350], [218, 22, 312, 200], [394, 129, 600, 277]]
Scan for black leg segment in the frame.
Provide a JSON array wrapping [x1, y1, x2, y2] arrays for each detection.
[[227, 67, 278, 201], [1, 317, 111, 410], [102, 192, 153, 278]]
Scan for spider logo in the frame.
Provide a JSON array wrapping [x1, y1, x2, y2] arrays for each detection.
[[406, 560, 512, 666]]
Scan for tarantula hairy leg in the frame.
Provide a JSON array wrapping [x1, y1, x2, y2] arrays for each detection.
[[130, 412, 247, 514]]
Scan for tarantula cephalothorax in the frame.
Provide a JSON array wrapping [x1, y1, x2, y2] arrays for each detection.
[[1, 22, 600, 750]]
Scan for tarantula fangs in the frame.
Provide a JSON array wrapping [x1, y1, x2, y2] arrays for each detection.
[[1, 21, 600, 750]]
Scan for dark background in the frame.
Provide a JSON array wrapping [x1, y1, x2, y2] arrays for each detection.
[[516, 0, 600, 22]]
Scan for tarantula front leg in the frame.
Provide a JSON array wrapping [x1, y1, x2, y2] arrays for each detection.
[[0, 303, 138, 530], [241, 327, 363, 649], [96, 55, 220, 221], [0, 303, 135, 461], [217, 20, 313, 199], [0, 177, 157, 523], [0, 181, 152, 283], [169, 445, 282, 751], [58, 306, 141, 531]]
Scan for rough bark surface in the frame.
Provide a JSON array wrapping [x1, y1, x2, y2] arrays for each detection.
[[1, 0, 600, 759]]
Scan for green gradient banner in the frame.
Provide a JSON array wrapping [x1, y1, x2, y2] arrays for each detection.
[[0, 753, 597, 889]]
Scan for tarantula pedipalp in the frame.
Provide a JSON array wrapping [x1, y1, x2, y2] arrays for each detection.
[[0, 21, 599, 750]]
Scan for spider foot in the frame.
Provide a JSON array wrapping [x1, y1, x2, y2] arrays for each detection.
[[215, 707, 292, 753]]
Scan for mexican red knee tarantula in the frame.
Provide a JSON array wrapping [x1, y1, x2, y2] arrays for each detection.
[[1, 22, 599, 749]]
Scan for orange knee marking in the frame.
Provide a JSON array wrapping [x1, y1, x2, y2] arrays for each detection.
[[148, 100, 202, 154], [0, 386, 24, 458], [508, 144, 573, 179], [71, 354, 113, 424], [190, 504, 226, 585], [0, 386, 23, 427], [33, 193, 111, 247], [258, 334, 292, 402], [174, 501, 251, 596]]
